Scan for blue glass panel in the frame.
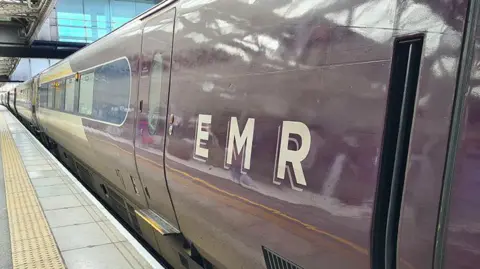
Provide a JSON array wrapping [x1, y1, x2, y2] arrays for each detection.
[[58, 26, 87, 42], [84, 0, 111, 24], [111, 0, 135, 29], [55, 0, 158, 43], [56, 0, 86, 29], [57, 13, 85, 27], [112, 0, 136, 17], [56, 0, 84, 17], [96, 16, 109, 29], [83, 14, 92, 28]]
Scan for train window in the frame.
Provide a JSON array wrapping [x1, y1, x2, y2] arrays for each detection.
[[147, 54, 163, 135], [92, 58, 130, 124], [39, 84, 48, 107], [47, 83, 55, 108], [54, 79, 66, 111], [74, 81, 79, 113], [79, 72, 94, 115], [65, 77, 75, 112]]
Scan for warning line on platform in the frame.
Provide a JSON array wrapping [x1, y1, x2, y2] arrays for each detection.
[[0, 113, 65, 269]]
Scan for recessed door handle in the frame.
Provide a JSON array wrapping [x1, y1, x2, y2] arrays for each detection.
[[168, 114, 174, 135]]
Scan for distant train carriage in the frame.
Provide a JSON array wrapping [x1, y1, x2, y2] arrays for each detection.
[[8, 1, 480, 269]]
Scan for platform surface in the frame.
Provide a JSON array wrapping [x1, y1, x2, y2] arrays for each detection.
[[0, 106, 164, 269]]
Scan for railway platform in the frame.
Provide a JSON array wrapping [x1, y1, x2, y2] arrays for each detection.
[[0, 106, 163, 269]]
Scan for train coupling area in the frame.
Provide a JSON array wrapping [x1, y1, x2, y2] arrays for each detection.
[[0, 106, 164, 269]]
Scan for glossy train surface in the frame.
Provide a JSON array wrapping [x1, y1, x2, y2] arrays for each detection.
[[1, 0, 480, 268]]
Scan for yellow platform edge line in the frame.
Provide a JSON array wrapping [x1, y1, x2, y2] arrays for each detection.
[[0, 114, 66, 269]]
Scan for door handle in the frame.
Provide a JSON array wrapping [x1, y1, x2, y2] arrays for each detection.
[[168, 114, 174, 135], [139, 100, 143, 112]]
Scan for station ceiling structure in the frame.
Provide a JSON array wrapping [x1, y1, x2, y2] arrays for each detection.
[[0, 0, 57, 83]]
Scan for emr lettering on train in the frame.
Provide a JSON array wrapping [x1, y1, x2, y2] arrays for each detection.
[[193, 114, 311, 191]]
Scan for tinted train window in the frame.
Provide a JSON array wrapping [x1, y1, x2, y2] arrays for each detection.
[[148, 54, 163, 135], [79, 72, 94, 115], [47, 84, 55, 108], [39, 84, 48, 107], [92, 58, 130, 124], [65, 77, 76, 112], [54, 79, 66, 111]]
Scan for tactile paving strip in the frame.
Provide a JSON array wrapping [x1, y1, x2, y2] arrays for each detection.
[[0, 114, 65, 269]]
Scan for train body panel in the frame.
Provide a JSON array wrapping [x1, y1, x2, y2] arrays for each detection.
[[7, 1, 480, 269], [36, 108, 91, 159]]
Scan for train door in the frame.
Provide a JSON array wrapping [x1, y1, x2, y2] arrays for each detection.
[[133, 4, 180, 237]]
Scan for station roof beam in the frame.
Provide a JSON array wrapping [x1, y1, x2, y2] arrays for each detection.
[[0, 0, 58, 82]]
